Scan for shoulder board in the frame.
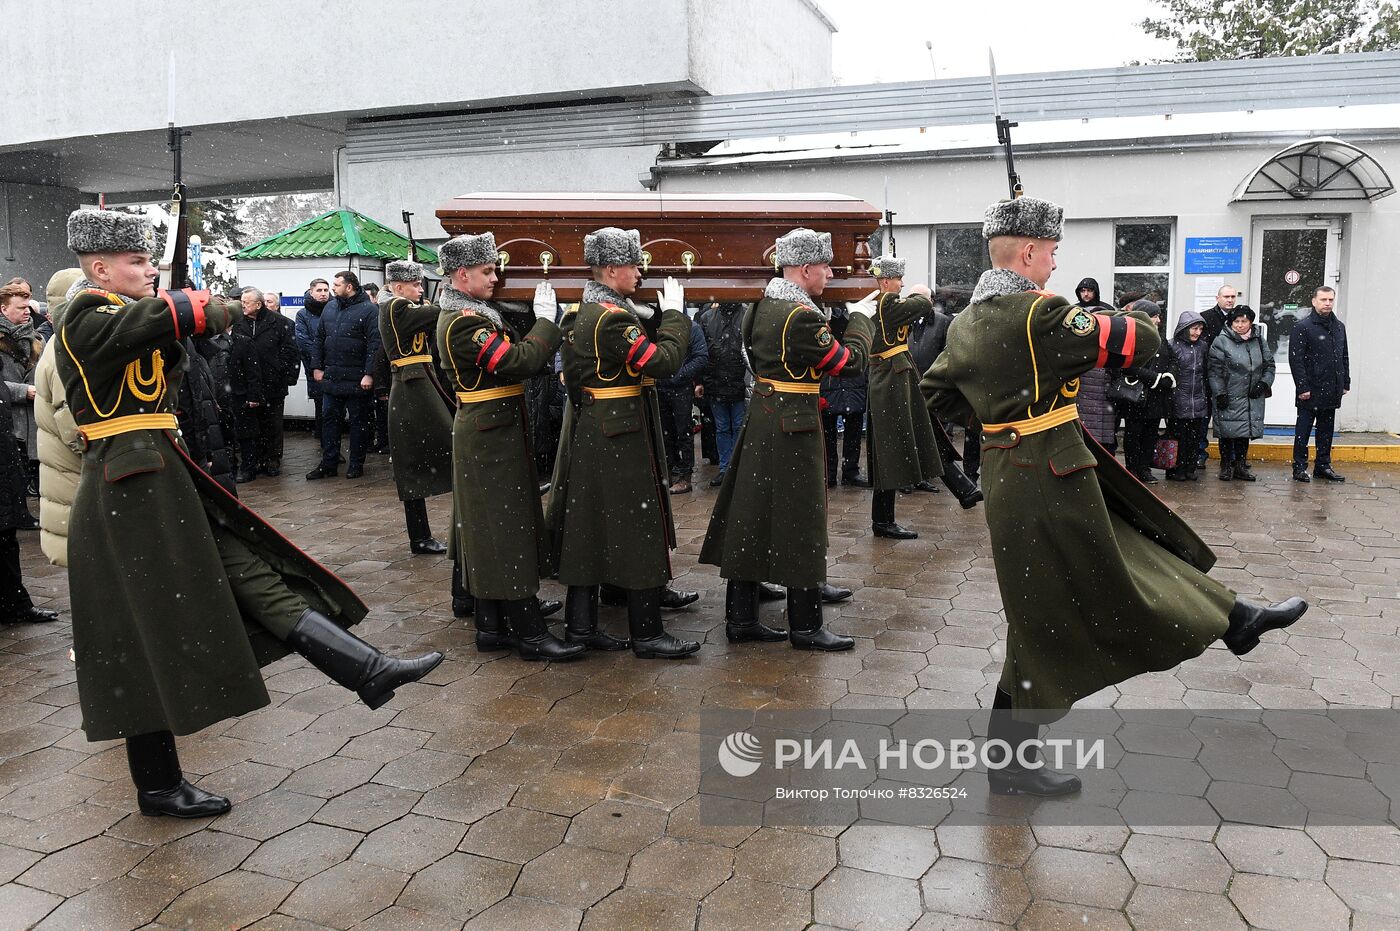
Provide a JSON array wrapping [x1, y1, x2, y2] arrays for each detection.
[[599, 303, 625, 313], [460, 309, 476, 316]]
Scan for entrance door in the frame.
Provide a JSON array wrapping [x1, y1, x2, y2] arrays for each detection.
[[1248, 217, 1342, 425]]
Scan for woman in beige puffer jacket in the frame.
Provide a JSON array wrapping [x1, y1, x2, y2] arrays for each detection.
[[35, 269, 84, 567]]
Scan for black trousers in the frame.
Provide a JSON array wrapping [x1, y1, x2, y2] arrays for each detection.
[[1218, 436, 1250, 467], [126, 730, 181, 791], [373, 394, 390, 450], [822, 411, 863, 479], [1294, 408, 1336, 469], [1167, 418, 1206, 473], [0, 529, 33, 619], [320, 393, 369, 469], [657, 388, 696, 479], [962, 423, 981, 482], [1123, 415, 1161, 474]]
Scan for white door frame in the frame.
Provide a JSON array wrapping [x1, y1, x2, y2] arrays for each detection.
[[1247, 216, 1342, 426]]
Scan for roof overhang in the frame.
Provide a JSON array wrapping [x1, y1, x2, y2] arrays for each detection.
[[1231, 136, 1394, 202]]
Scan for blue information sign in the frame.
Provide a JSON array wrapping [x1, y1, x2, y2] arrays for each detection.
[[1183, 237, 1243, 274]]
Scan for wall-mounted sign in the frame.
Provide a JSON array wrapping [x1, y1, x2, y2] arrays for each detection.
[[1284, 269, 1301, 285], [1183, 236, 1244, 274]]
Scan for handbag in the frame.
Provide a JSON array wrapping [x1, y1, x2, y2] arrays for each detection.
[[1106, 375, 1145, 405], [1153, 438, 1180, 470]]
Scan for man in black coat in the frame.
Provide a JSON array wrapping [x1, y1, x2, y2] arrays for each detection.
[[307, 271, 381, 480], [0, 388, 57, 626], [232, 288, 299, 478], [1289, 286, 1349, 483]]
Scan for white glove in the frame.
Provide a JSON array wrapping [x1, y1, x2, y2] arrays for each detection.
[[532, 282, 557, 321], [658, 276, 684, 314], [627, 299, 655, 320], [846, 291, 878, 319], [1160, 372, 1177, 389]]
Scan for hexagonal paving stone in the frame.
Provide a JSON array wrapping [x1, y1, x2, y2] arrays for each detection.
[[1022, 846, 1134, 910], [1229, 873, 1351, 931], [157, 869, 294, 929], [1120, 833, 1232, 893], [278, 859, 410, 929], [699, 876, 811, 931], [1124, 885, 1246, 931], [1216, 824, 1328, 879], [564, 799, 667, 854], [837, 824, 939, 879], [919, 857, 1030, 925], [457, 806, 568, 864], [353, 813, 465, 873], [240, 822, 361, 882], [627, 837, 735, 898], [733, 828, 837, 889], [513, 843, 628, 908], [396, 852, 520, 922], [815, 866, 923, 931]]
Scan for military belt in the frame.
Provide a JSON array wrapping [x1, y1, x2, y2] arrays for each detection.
[[981, 404, 1080, 438], [78, 413, 180, 446], [641, 377, 657, 387], [391, 354, 433, 368], [456, 384, 524, 404], [756, 376, 820, 395], [585, 385, 644, 399], [872, 344, 910, 361]]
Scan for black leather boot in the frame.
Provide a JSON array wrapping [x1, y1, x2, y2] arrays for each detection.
[[788, 587, 853, 651], [725, 580, 786, 642], [128, 730, 231, 819], [758, 582, 786, 602], [564, 585, 629, 651], [872, 490, 918, 539], [507, 598, 585, 661], [474, 599, 514, 651], [1232, 462, 1257, 482], [404, 499, 447, 554], [941, 464, 984, 509], [1223, 596, 1308, 655], [451, 559, 474, 618], [820, 583, 853, 603], [628, 587, 700, 658], [986, 689, 1082, 797], [289, 609, 444, 710]]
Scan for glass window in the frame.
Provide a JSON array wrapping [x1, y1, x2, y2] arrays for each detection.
[[1113, 220, 1172, 312], [1115, 223, 1171, 268], [934, 226, 990, 315]]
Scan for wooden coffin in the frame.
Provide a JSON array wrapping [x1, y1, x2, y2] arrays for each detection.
[[434, 191, 882, 302]]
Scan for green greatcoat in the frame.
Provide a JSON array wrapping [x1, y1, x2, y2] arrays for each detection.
[[379, 297, 454, 500], [57, 289, 367, 741], [866, 291, 943, 490], [920, 276, 1234, 719], [700, 283, 874, 588], [437, 293, 561, 600], [546, 291, 689, 589]]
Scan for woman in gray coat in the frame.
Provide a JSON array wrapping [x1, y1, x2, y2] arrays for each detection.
[[1208, 306, 1274, 482]]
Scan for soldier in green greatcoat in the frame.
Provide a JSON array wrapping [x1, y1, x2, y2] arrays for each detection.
[[921, 197, 1308, 796], [378, 259, 453, 556], [700, 228, 876, 651], [436, 232, 582, 661], [546, 227, 698, 659], [55, 210, 442, 818]]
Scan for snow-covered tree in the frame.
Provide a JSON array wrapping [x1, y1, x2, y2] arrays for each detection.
[[1143, 0, 1400, 60], [239, 192, 335, 244]]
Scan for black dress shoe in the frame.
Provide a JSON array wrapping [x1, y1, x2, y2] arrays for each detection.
[[1232, 464, 1257, 482], [1137, 470, 1159, 484], [1166, 470, 1189, 482], [538, 598, 562, 617], [790, 627, 855, 651], [1314, 465, 1346, 482], [759, 583, 786, 602], [660, 588, 699, 610], [915, 480, 940, 493], [235, 469, 258, 484], [988, 766, 1083, 797], [709, 473, 725, 487], [137, 780, 232, 818], [409, 538, 448, 555], [1224, 596, 1307, 655], [872, 522, 918, 540], [1292, 469, 1312, 483], [345, 465, 364, 479], [819, 583, 853, 603], [305, 464, 337, 480], [726, 621, 788, 642], [898, 485, 916, 494], [4, 607, 59, 624]]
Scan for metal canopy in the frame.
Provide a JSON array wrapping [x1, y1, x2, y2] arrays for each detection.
[[1231, 136, 1395, 202], [346, 51, 1400, 161]]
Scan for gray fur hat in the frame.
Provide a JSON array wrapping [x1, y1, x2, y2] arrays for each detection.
[[66, 209, 158, 255], [385, 260, 423, 282], [439, 232, 499, 274], [775, 228, 833, 267], [870, 254, 905, 279], [982, 196, 1064, 241], [583, 227, 642, 267]]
